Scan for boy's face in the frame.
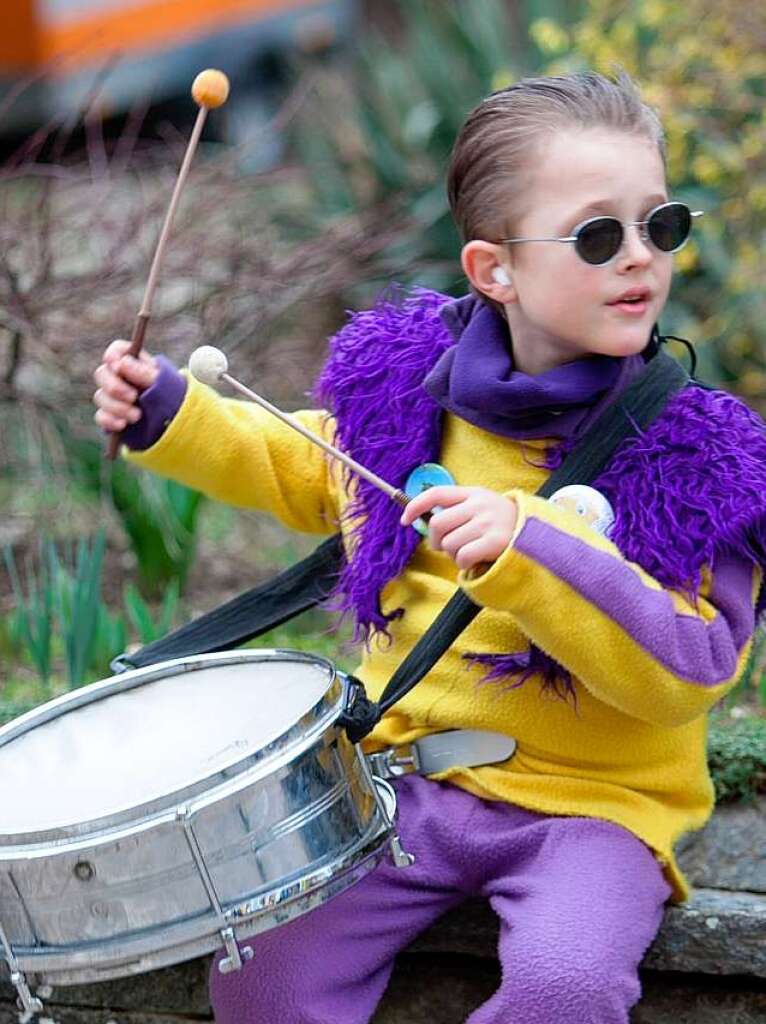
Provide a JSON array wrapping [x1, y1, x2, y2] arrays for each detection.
[[503, 128, 673, 373]]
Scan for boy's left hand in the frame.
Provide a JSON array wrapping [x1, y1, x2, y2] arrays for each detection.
[[400, 486, 518, 571]]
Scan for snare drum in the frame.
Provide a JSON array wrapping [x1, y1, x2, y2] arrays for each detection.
[[0, 650, 399, 1010]]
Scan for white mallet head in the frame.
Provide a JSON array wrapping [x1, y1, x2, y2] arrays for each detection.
[[189, 345, 229, 386]]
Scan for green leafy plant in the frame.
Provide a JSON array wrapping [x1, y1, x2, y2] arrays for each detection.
[[3, 543, 54, 691], [124, 578, 180, 645], [48, 531, 108, 689], [92, 602, 128, 677], [726, 623, 766, 710], [289, 0, 527, 296], [1, 530, 182, 716], [64, 430, 204, 597], [708, 714, 766, 804]]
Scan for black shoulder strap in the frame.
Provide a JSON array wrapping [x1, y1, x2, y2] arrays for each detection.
[[341, 350, 689, 740], [117, 352, 688, 722]]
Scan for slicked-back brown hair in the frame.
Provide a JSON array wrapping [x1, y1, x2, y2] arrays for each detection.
[[447, 71, 666, 246]]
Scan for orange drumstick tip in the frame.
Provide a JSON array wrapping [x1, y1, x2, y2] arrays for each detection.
[[191, 69, 230, 109]]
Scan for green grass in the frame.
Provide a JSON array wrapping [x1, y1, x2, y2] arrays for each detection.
[[242, 610, 356, 672], [0, 608, 357, 726]]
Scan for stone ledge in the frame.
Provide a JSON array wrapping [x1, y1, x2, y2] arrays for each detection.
[[2, 963, 764, 1024], [409, 887, 766, 978], [372, 958, 766, 1024], [2, 887, 763, 1019]]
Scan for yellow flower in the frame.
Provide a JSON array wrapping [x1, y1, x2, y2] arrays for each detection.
[[675, 242, 699, 273], [692, 154, 722, 186], [491, 69, 515, 92], [529, 18, 570, 55], [727, 334, 753, 358], [747, 186, 766, 212], [739, 369, 766, 396], [640, 0, 667, 28], [742, 134, 764, 161]]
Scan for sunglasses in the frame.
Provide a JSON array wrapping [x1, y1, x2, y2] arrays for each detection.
[[498, 202, 703, 266]]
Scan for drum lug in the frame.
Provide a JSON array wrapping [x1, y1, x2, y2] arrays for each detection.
[[10, 970, 43, 1018], [217, 926, 255, 975], [176, 807, 254, 974]]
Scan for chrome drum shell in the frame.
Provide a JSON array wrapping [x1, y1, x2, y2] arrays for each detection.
[[0, 651, 393, 986]]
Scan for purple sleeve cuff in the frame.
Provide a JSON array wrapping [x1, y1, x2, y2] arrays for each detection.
[[120, 355, 187, 451]]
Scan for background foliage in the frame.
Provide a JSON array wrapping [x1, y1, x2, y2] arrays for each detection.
[[534, 0, 766, 401]]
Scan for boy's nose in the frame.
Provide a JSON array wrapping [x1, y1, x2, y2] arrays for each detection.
[[618, 224, 653, 268]]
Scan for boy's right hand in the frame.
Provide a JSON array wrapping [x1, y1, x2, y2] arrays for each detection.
[[93, 340, 159, 433]]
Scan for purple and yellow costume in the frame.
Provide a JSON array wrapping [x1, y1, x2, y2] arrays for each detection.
[[125, 291, 766, 1023]]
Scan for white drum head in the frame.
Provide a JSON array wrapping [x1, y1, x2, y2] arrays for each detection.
[[0, 652, 336, 836]]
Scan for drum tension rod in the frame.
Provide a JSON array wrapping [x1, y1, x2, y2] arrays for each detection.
[[353, 747, 414, 869], [176, 806, 254, 974], [0, 917, 43, 1017]]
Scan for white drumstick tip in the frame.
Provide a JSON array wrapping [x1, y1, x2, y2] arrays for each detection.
[[189, 345, 229, 386]]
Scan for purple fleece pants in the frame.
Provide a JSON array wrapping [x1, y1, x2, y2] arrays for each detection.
[[209, 775, 671, 1024]]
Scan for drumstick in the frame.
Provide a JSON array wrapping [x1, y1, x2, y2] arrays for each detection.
[[106, 69, 230, 460], [188, 346, 410, 509]]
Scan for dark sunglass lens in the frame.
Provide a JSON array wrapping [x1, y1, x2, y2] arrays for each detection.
[[648, 203, 691, 252], [575, 218, 623, 265]]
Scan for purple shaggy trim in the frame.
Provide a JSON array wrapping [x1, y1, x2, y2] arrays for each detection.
[[314, 287, 453, 643], [314, 285, 576, 698], [466, 648, 576, 704], [595, 384, 766, 597]]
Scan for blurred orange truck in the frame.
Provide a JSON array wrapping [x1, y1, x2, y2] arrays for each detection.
[[0, 0, 357, 137]]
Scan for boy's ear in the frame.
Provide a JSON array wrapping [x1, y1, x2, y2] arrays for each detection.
[[461, 240, 516, 303]]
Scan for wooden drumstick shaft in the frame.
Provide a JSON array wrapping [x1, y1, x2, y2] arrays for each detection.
[[106, 67, 230, 460], [219, 372, 409, 508], [107, 107, 208, 460], [137, 106, 208, 325]]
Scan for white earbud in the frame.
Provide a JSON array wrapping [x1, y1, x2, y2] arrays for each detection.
[[492, 266, 511, 287]]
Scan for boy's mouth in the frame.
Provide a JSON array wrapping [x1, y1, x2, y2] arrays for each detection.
[[607, 287, 651, 315]]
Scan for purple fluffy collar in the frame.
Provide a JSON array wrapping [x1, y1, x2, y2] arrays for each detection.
[[315, 288, 766, 693]]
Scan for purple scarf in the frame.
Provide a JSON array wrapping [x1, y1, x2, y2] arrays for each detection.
[[424, 294, 645, 442], [315, 288, 766, 697]]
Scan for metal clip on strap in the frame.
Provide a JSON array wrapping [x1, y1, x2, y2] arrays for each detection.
[[368, 729, 516, 780]]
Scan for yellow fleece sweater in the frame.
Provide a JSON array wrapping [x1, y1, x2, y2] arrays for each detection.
[[128, 374, 758, 901]]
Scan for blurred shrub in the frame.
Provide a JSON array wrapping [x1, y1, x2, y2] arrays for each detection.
[[1, 530, 181, 720], [289, 0, 531, 297], [71, 433, 204, 597], [534, 0, 766, 403], [708, 713, 766, 803]]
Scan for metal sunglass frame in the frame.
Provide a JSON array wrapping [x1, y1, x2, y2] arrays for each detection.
[[497, 201, 704, 266]]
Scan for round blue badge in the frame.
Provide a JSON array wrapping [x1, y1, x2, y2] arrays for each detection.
[[404, 463, 456, 537]]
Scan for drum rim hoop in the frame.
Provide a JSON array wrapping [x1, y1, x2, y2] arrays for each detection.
[[0, 650, 343, 846]]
